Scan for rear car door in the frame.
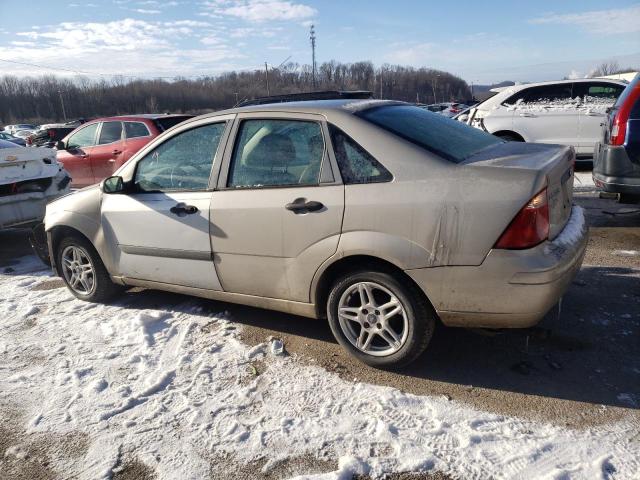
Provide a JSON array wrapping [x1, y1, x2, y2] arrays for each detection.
[[57, 123, 99, 187], [91, 121, 125, 182], [574, 82, 625, 155], [211, 113, 344, 302], [510, 83, 579, 147], [101, 119, 230, 289]]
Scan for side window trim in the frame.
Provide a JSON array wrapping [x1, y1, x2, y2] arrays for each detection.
[[131, 120, 229, 194], [217, 116, 336, 191]]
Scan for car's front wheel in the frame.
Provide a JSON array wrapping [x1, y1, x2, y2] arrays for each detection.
[[57, 235, 123, 303], [327, 270, 435, 368]]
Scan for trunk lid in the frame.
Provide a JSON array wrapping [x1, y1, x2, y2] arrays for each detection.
[[0, 146, 59, 185], [463, 142, 575, 240]]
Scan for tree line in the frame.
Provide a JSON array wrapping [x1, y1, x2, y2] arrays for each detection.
[[0, 61, 471, 124]]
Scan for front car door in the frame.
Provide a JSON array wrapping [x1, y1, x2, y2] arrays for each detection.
[[574, 81, 626, 156], [101, 118, 231, 290], [510, 83, 579, 147], [57, 123, 99, 187], [91, 121, 125, 182], [211, 113, 345, 302]]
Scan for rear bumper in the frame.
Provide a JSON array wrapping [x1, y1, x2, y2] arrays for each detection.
[[592, 142, 640, 195], [406, 206, 588, 328]]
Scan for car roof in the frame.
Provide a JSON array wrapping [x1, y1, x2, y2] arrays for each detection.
[[500, 78, 627, 92], [192, 99, 403, 121], [85, 114, 193, 123]]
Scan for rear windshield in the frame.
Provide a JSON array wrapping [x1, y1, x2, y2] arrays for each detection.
[[153, 116, 194, 132], [357, 104, 502, 163]]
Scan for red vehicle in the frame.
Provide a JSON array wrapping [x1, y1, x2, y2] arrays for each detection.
[[56, 114, 193, 187]]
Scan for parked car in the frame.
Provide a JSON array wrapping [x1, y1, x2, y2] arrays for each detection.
[[44, 98, 587, 368], [27, 125, 76, 148], [462, 79, 627, 157], [0, 139, 71, 261], [4, 124, 37, 135], [592, 73, 640, 203], [56, 114, 194, 187], [0, 131, 26, 146], [13, 129, 38, 139], [423, 102, 469, 117]]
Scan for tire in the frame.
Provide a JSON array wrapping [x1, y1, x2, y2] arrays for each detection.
[[327, 270, 435, 368], [56, 234, 123, 303], [496, 133, 523, 142], [618, 193, 640, 204]]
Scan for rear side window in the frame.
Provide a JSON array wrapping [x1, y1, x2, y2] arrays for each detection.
[[357, 105, 501, 163], [124, 122, 150, 138], [329, 124, 392, 184], [154, 116, 193, 132], [98, 121, 123, 145], [227, 119, 324, 188]]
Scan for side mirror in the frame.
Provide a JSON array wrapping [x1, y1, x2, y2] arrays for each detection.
[[55, 140, 66, 150], [103, 176, 124, 194]]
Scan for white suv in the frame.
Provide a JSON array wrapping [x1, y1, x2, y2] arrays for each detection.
[[462, 79, 626, 157]]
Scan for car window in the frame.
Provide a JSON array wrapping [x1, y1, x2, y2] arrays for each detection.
[[154, 116, 193, 132], [329, 124, 392, 184], [227, 119, 324, 188], [124, 121, 151, 138], [513, 84, 574, 104], [134, 122, 225, 192], [573, 82, 624, 101], [98, 121, 123, 145], [67, 123, 99, 149], [357, 105, 502, 163]]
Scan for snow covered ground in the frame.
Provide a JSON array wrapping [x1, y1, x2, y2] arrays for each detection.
[[1, 256, 639, 479]]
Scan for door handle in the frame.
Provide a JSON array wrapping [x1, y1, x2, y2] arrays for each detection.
[[170, 203, 199, 216], [519, 112, 535, 117], [108, 159, 116, 163], [112, 150, 122, 155], [285, 198, 324, 214], [585, 112, 604, 116]]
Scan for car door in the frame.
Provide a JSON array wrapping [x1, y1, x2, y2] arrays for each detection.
[[211, 113, 344, 302], [57, 123, 99, 187], [574, 81, 625, 155], [510, 83, 579, 147], [91, 121, 125, 182], [100, 119, 231, 290]]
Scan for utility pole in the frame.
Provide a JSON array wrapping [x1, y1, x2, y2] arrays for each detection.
[[310, 24, 317, 89], [264, 62, 270, 96], [470, 81, 474, 101], [58, 89, 67, 121], [234, 92, 239, 105], [379, 70, 383, 99]]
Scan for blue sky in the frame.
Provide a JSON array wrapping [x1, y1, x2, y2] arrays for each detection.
[[0, 0, 638, 83]]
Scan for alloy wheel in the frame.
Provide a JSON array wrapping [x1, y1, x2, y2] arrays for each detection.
[[60, 245, 96, 295], [337, 281, 409, 356]]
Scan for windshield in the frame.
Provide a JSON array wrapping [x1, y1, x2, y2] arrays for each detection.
[[356, 104, 502, 163]]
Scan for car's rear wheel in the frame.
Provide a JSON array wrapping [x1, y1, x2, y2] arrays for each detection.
[[57, 235, 123, 303], [327, 270, 435, 368], [496, 133, 523, 142]]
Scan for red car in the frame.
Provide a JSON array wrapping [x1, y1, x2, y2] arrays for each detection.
[[56, 114, 193, 187]]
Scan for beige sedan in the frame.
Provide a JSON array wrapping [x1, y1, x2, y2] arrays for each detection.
[[44, 99, 587, 367]]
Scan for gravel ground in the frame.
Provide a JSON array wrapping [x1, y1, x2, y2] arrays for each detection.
[[0, 178, 638, 479]]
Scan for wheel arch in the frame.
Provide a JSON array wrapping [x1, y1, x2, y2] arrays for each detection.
[[493, 130, 525, 142], [312, 254, 436, 320]]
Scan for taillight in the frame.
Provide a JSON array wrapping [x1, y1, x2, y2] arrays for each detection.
[[610, 84, 640, 146], [48, 129, 55, 139], [495, 188, 549, 249]]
